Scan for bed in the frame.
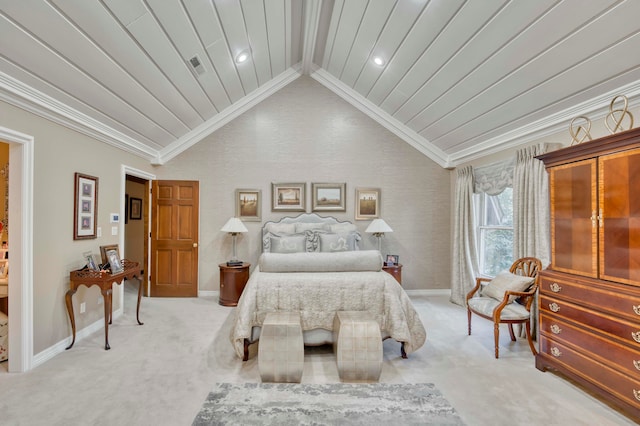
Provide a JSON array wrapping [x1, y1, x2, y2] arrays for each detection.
[[229, 213, 426, 360]]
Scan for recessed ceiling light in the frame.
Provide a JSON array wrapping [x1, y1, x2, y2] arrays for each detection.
[[235, 50, 249, 64], [373, 56, 385, 66]]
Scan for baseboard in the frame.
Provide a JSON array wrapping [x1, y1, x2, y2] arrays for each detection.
[[404, 289, 451, 297], [33, 307, 123, 368]]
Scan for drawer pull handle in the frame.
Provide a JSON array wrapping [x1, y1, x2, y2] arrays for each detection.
[[632, 332, 640, 343], [549, 302, 560, 313], [634, 305, 640, 316], [635, 390, 640, 401], [550, 347, 562, 357], [550, 324, 562, 334], [634, 360, 640, 370], [549, 282, 562, 292]]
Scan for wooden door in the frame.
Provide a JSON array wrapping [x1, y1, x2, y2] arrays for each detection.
[[549, 159, 598, 278], [150, 180, 199, 297], [599, 148, 640, 286]]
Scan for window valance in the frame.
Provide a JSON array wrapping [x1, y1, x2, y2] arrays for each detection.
[[473, 159, 514, 195]]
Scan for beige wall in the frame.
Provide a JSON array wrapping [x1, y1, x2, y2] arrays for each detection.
[[155, 76, 452, 291], [1, 100, 153, 354]]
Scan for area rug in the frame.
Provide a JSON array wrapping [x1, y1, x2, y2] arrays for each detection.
[[192, 382, 465, 425]]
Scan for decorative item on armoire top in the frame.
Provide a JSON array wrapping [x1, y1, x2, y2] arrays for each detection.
[[355, 188, 380, 220], [73, 173, 98, 240], [221, 217, 248, 266], [604, 94, 634, 134], [569, 116, 592, 146], [235, 189, 261, 222], [311, 182, 346, 212], [366, 218, 393, 252]]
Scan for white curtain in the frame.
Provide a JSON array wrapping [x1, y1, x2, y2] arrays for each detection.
[[513, 144, 552, 267], [450, 166, 478, 306]]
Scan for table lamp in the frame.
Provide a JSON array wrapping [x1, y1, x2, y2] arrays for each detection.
[[365, 218, 393, 252], [221, 217, 248, 266]]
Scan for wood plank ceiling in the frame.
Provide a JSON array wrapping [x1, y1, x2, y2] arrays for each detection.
[[1, 0, 639, 167]]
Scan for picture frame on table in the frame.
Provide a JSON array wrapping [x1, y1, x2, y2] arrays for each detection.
[[83, 251, 99, 271], [271, 182, 306, 212], [312, 182, 346, 212], [236, 189, 261, 221], [355, 188, 380, 220], [386, 254, 399, 266], [129, 197, 142, 220], [106, 249, 124, 274], [99, 244, 119, 268], [73, 173, 98, 240]]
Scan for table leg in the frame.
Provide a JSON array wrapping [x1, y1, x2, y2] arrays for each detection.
[[102, 288, 112, 350], [136, 278, 144, 326], [65, 289, 77, 350]]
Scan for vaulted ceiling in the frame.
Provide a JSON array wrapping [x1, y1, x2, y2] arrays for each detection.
[[1, 0, 639, 168]]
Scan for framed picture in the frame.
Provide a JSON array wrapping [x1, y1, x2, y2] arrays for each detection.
[[73, 172, 98, 240], [83, 251, 99, 271], [272, 182, 306, 212], [236, 189, 261, 221], [129, 197, 142, 220], [100, 244, 119, 267], [386, 254, 399, 266], [106, 248, 124, 274], [311, 182, 346, 212], [355, 188, 380, 220]]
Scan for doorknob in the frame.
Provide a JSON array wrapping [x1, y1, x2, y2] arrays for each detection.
[[193, 243, 198, 248]]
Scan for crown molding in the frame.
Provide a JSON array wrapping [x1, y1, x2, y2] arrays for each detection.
[[0, 72, 157, 161], [153, 67, 302, 165]]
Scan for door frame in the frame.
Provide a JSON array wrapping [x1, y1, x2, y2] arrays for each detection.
[[119, 166, 155, 310], [0, 125, 34, 373]]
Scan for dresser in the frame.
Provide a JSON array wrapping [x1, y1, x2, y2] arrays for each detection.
[[536, 127, 640, 419]]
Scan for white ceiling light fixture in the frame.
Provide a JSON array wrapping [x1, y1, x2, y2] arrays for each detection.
[[235, 50, 250, 64], [372, 56, 385, 66]]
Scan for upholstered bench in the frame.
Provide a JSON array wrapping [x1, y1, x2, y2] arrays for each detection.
[[258, 311, 304, 383], [333, 311, 382, 382], [0, 311, 7, 362]]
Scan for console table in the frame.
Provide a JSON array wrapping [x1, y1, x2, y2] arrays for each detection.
[[65, 260, 143, 350]]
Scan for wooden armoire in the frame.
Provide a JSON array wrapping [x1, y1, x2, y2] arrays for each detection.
[[536, 127, 640, 419]]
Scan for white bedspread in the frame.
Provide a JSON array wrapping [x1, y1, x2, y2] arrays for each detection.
[[230, 267, 426, 359]]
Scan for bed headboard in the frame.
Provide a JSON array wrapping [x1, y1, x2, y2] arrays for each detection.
[[262, 213, 362, 253]]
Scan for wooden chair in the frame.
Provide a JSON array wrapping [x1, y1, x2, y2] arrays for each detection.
[[466, 257, 542, 358]]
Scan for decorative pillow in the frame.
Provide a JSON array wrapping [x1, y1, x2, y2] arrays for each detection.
[[259, 250, 382, 272], [264, 223, 296, 235], [482, 271, 535, 303], [294, 223, 330, 233], [269, 234, 307, 253], [318, 233, 357, 252], [329, 223, 357, 233]]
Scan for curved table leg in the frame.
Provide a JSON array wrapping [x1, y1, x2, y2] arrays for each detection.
[[136, 278, 144, 325], [102, 288, 112, 350], [65, 289, 77, 350]]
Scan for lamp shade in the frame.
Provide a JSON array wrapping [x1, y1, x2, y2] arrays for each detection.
[[221, 217, 248, 234], [365, 219, 393, 234]]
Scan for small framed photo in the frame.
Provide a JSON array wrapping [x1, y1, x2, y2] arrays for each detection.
[[83, 251, 99, 271], [385, 254, 399, 266], [355, 188, 380, 220], [106, 249, 124, 274], [73, 173, 98, 240], [99, 244, 119, 268], [236, 189, 261, 221], [272, 183, 306, 212], [129, 197, 142, 220], [312, 183, 346, 212]]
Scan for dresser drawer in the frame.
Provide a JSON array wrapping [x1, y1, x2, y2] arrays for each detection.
[[539, 336, 640, 410], [540, 295, 640, 348], [539, 272, 640, 323], [540, 313, 640, 377]]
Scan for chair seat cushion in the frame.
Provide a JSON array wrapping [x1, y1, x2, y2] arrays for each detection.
[[482, 271, 534, 303], [468, 297, 530, 320]]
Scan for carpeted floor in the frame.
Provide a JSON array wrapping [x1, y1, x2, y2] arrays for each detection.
[[192, 382, 465, 425]]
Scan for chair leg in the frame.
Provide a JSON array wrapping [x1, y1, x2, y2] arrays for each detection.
[[467, 308, 472, 336], [508, 323, 516, 341], [494, 322, 500, 359], [525, 321, 537, 356]]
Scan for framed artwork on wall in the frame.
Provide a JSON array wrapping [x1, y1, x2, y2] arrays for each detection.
[[236, 189, 261, 221], [311, 182, 346, 212], [355, 187, 380, 220], [73, 172, 98, 240], [129, 197, 142, 220], [271, 182, 306, 212]]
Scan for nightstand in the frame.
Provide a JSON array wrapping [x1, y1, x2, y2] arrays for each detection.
[[382, 263, 402, 285], [219, 262, 250, 306]]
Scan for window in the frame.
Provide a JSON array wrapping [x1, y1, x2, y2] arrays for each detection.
[[475, 188, 513, 276]]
